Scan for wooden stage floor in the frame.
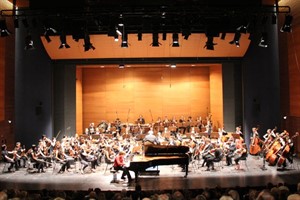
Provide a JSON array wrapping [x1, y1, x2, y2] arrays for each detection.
[[1, 155, 300, 192]]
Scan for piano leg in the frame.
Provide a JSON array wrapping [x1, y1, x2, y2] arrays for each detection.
[[134, 171, 139, 183], [184, 164, 188, 178]]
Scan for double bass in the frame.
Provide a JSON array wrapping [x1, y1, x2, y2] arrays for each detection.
[[249, 132, 261, 155], [276, 132, 299, 167]]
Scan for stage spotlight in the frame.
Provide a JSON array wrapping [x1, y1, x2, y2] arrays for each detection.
[[172, 33, 179, 47], [121, 33, 128, 48], [119, 64, 125, 69], [182, 29, 191, 40], [220, 32, 226, 40], [204, 36, 217, 50], [43, 24, 57, 43], [83, 32, 95, 51], [0, 19, 11, 37], [229, 32, 241, 47], [237, 24, 248, 34], [114, 33, 119, 42], [59, 31, 70, 49], [138, 31, 142, 41], [280, 14, 293, 33], [170, 64, 176, 68], [258, 32, 268, 48], [162, 32, 167, 41], [24, 34, 34, 50], [151, 32, 161, 47], [118, 14, 124, 27], [115, 26, 122, 36]]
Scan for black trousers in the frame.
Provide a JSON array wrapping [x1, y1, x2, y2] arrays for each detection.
[[114, 165, 132, 181]]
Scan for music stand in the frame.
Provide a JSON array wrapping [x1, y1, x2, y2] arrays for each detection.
[[231, 133, 242, 140]]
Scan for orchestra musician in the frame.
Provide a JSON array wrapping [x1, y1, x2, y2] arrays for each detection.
[[53, 141, 71, 173], [137, 115, 145, 124], [205, 143, 223, 171], [143, 128, 159, 145], [233, 139, 247, 170], [1, 144, 18, 172], [235, 126, 243, 138], [224, 138, 236, 166], [14, 142, 27, 168], [30, 144, 46, 173], [200, 138, 214, 167], [113, 151, 133, 183], [89, 122, 96, 134]]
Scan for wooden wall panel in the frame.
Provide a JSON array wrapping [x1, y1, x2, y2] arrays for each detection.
[[0, 40, 4, 121], [209, 65, 223, 131], [81, 67, 217, 130], [76, 68, 83, 134], [280, 0, 300, 117]]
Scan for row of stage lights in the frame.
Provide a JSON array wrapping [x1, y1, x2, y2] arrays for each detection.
[[0, 14, 293, 51]]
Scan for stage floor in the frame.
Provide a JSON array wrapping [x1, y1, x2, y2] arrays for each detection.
[[1, 155, 300, 192]]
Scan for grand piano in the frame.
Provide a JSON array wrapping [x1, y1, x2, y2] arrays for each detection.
[[128, 145, 190, 182]]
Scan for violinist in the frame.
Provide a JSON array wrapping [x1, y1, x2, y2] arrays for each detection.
[[31, 144, 45, 173], [205, 143, 223, 171], [1, 144, 18, 172], [14, 142, 27, 168], [200, 138, 214, 167], [54, 141, 71, 173], [224, 138, 236, 166], [233, 139, 247, 170]]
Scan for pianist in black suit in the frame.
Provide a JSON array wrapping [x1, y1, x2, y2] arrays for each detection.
[[113, 151, 133, 183]]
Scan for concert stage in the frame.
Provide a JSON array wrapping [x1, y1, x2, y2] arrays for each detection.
[[1, 155, 300, 192]]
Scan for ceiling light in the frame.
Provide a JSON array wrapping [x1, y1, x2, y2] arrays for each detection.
[[258, 32, 268, 48], [0, 19, 11, 37], [59, 31, 70, 49], [24, 34, 34, 50], [280, 14, 293, 33], [229, 32, 241, 47], [204, 36, 217, 50], [172, 33, 179, 47], [83, 32, 95, 51], [151, 32, 161, 47]]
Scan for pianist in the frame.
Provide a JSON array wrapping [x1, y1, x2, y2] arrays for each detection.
[[113, 151, 133, 183]]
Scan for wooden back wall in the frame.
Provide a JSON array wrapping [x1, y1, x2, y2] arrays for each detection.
[[76, 65, 223, 133]]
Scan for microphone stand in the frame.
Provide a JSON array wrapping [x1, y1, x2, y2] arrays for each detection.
[[261, 150, 267, 170]]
